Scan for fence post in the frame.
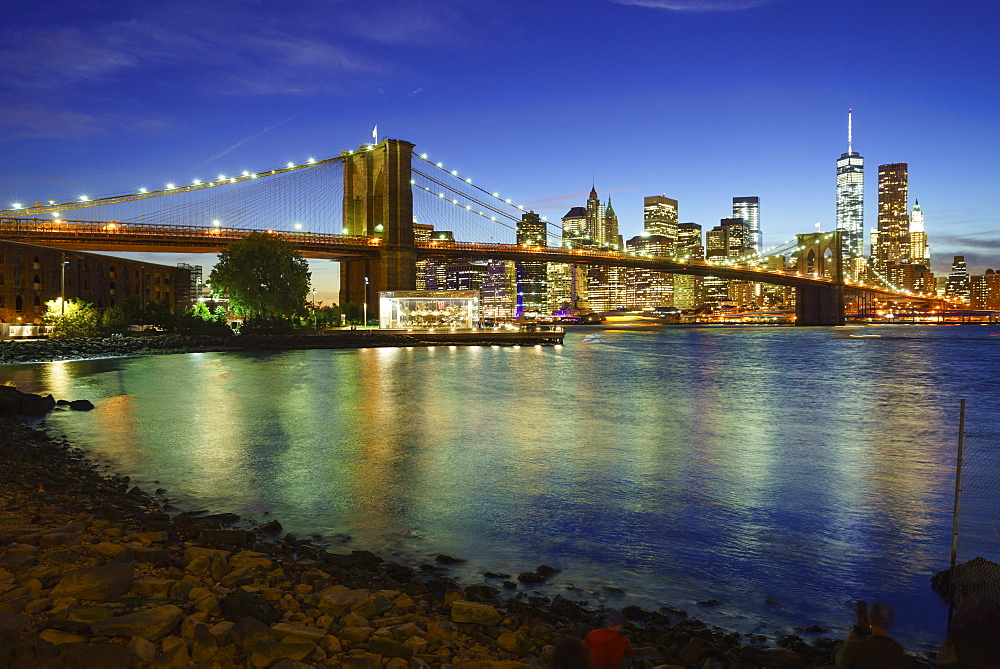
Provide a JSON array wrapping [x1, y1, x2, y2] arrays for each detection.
[[947, 398, 967, 625]]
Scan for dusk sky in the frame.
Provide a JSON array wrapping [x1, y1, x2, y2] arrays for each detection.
[[3, 0, 998, 301]]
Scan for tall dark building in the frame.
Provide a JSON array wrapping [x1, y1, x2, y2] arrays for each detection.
[[946, 256, 970, 299], [876, 163, 909, 271], [516, 212, 548, 316]]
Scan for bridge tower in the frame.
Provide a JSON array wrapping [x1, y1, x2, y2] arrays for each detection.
[[795, 231, 845, 326], [339, 139, 417, 320]]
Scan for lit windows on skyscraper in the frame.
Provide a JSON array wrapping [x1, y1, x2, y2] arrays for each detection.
[[643, 195, 679, 246], [732, 197, 761, 253], [836, 110, 865, 261], [876, 162, 909, 270]]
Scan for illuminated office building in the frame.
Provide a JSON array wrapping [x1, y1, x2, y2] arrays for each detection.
[[946, 256, 970, 300], [732, 197, 761, 254], [603, 197, 622, 250], [482, 260, 516, 318], [909, 200, 929, 264], [516, 212, 548, 315], [625, 234, 674, 308], [643, 196, 679, 246], [674, 223, 705, 307], [876, 163, 909, 270], [586, 186, 604, 245], [970, 270, 1000, 310], [561, 206, 588, 246], [836, 110, 865, 263]]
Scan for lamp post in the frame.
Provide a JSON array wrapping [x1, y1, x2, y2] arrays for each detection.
[[312, 289, 317, 331], [60, 256, 69, 315], [363, 276, 369, 327]]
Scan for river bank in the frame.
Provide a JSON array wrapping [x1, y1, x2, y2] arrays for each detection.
[[0, 414, 868, 668], [0, 329, 570, 366]]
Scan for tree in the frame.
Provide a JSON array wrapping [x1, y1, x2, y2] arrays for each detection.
[[44, 299, 100, 338], [208, 232, 311, 320]]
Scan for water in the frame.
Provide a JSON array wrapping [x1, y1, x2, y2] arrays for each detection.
[[5, 323, 999, 650]]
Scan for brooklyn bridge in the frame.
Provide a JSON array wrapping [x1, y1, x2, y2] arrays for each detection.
[[0, 138, 953, 326]]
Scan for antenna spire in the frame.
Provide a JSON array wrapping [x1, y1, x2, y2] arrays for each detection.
[[848, 108, 853, 154]]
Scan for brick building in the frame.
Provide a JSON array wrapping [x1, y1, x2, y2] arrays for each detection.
[[0, 240, 192, 323]]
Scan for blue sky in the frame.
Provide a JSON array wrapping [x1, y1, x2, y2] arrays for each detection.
[[2, 0, 998, 301]]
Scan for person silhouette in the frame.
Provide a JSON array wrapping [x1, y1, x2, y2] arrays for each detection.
[[835, 601, 910, 668], [583, 611, 634, 669]]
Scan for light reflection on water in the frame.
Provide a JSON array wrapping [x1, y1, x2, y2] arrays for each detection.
[[7, 324, 999, 649]]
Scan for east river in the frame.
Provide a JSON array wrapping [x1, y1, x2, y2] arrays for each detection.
[[5, 324, 999, 651]]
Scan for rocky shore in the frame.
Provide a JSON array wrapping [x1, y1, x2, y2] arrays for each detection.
[[0, 417, 863, 668], [0, 333, 424, 366]]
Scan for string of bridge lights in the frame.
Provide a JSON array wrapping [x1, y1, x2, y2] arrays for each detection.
[[4, 155, 341, 218]]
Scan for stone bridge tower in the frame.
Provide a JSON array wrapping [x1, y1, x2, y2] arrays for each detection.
[[339, 139, 417, 319], [795, 231, 845, 326]]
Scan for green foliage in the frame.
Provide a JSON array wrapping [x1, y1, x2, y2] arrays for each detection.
[[208, 232, 311, 320], [44, 299, 100, 338], [173, 302, 233, 336], [239, 314, 296, 334], [100, 305, 132, 335], [341, 301, 364, 325]]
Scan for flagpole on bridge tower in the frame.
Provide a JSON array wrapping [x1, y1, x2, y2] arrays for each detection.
[[372, 124, 378, 145]]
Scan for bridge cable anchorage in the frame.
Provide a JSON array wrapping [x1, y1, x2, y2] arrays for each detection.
[[0, 154, 346, 219]]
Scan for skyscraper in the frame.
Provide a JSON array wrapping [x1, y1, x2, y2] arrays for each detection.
[[603, 197, 622, 250], [946, 256, 970, 299], [516, 212, 548, 315], [876, 162, 909, 270], [732, 197, 760, 254], [836, 110, 865, 262], [643, 196, 679, 246], [586, 186, 603, 244], [561, 206, 588, 247], [909, 200, 929, 265]]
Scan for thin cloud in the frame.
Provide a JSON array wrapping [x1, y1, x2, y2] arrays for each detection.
[[195, 111, 311, 169], [612, 0, 780, 11]]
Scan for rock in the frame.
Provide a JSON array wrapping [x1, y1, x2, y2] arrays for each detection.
[[535, 565, 560, 576], [317, 588, 370, 617], [68, 399, 95, 411], [248, 638, 314, 668], [497, 630, 533, 655], [517, 572, 546, 584], [88, 541, 134, 563], [221, 587, 280, 623], [229, 550, 272, 570], [59, 642, 132, 669], [131, 578, 174, 599], [89, 604, 184, 641], [741, 646, 806, 668], [369, 635, 415, 659], [192, 622, 219, 662], [49, 561, 134, 601], [148, 642, 189, 669], [353, 594, 392, 618], [199, 528, 250, 545], [38, 628, 88, 645], [271, 622, 328, 643], [126, 636, 158, 664], [231, 616, 274, 653], [66, 604, 112, 623], [450, 600, 502, 627], [260, 519, 283, 533], [679, 636, 713, 664], [436, 554, 466, 564]]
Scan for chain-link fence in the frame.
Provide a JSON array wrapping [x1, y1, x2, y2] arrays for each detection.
[[946, 400, 1000, 618]]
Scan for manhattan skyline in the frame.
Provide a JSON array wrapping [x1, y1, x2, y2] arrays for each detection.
[[2, 0, 997, 302]]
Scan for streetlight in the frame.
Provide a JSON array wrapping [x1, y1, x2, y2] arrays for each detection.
[[60, 256, 69, 315], [363, 276, 369, 327], [312, 289, 317, 331]]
